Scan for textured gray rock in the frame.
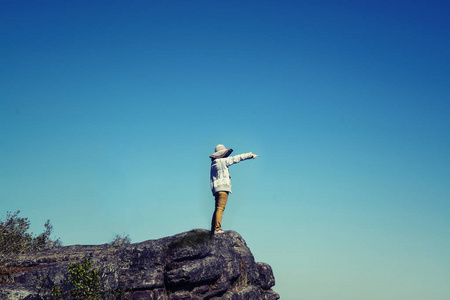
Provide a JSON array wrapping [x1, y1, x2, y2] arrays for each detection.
[[0, 229, 279, 300]]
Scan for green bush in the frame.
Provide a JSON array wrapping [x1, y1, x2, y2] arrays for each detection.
[[51, 257, 103, 300], [51, 257, 127, 300], [0, 211, 61, 263]]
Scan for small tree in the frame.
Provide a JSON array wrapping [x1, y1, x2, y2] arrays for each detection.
[[0, 210, 61, 263], [0, 211, 33, 258]]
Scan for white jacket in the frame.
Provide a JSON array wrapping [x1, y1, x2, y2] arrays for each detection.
[[210, 153, 253, 195]]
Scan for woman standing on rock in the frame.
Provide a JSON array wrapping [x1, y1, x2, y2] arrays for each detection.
[[210, 144, 259, 234]]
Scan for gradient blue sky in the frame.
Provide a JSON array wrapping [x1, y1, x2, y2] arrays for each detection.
[[1, 1, 449, 299]]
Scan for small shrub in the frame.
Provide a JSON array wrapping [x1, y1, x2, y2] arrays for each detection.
[[0, 211, 61, 263], [51, 257, 128, 299], [110, 234, 131, 247], [51, 257, 103, 300]]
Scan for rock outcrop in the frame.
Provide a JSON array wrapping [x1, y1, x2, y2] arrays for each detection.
[[0, 229, 279, 300]]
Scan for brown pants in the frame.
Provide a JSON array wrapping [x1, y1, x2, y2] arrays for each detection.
[[211, 191, 229, 231]]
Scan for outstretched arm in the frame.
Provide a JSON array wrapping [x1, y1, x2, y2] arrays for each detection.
[[225, 152, 259, 166]]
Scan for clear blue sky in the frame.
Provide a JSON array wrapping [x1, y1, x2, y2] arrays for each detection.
[[1, 1, 449, 299]]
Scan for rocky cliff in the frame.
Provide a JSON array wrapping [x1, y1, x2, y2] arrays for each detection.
[[0, 229, 279, 300]]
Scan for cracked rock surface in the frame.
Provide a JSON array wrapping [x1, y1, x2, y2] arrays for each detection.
[[0, 229, 279, 300]]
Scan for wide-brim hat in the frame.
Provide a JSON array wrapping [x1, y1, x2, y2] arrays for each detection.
[[210, 144, 233, 159]]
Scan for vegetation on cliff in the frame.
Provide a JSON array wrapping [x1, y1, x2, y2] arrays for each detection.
[[0, 211, 61, 264]]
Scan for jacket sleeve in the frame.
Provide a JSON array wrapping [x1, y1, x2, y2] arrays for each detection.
[[225, 153, 254, 167]]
